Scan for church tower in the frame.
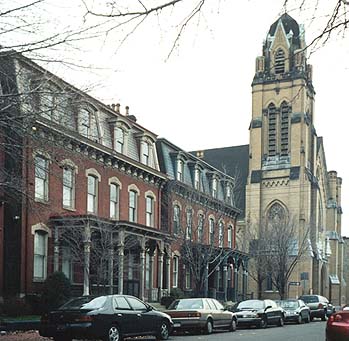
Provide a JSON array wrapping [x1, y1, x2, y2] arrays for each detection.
[[245, 14, 343, 301]]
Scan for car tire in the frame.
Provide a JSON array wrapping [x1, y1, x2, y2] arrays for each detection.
[[105, 325, 122, 341], [305, 313, 310, 323], [297, 314, 302, 324], [156, 321, 170, 340], [229, 318, 237, 332], [205, 319, 213, 334], [258, 317, 267, 329], [321, 313, 328, 321], [278, 316, 284, 327]]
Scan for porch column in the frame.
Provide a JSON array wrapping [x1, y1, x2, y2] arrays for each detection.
[[204, 264, 209, 297], [233, 267, 238, 302], [157, 249, 164, 300], [148, 252, 154, 301], [53, 225, 59, 272], [108, 246, 114, 295], [166, 254, 171, 290], [83, 222, 91, 296], [139, 238, 146, 300], [118, 229, 125, 294], [223, 265, 228, 302], [242, 269, 248, 300]]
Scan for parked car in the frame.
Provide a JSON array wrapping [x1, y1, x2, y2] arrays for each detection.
[[299, 294, 335, 321], [326, 309, 349, 341], [231, 299, 285, 328], [164, 297, 237, 334], [39, 294, 173, 341], [275, 299, 311, 324]]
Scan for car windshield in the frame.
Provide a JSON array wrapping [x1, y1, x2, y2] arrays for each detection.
[[169, 299, 203, 310], [278, 301, 299, 309], [237, 300, 265, 310], [299, 296, 318, 303], [59, 296, 107, 310]]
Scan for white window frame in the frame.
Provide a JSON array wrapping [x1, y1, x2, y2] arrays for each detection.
[[141, 141, 150, 165], [129, 190, 138, 222], [177, 159, 184, 181], [110, 183, 119, 219], [198, 214, 204, 241], [173, 205, 181, 234], [33, 231, 48, 280], [218, 221, 224, 247], [146, 196, 154, 227], [87, 175, 98, 213], [173, 256, 179, 288], [115, 126, 124, 154], [212, 178, 218, 198], [35, 155, 49, 201], [63, 167, 75, 209], [194, 168, 201, 190], [186, 208, 193, 240], [227, 226, 233, 248], [209, 218, 215, 244], [185, 266, 191, 289]]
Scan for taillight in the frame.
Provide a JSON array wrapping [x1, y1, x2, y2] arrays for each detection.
[[188, 312, 201, 318], [74, 315, 93, 322], [328, 315, 334, 322], [334, 314, 343, 322]]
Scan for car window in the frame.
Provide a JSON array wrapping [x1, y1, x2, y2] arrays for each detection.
[[212, 299, 224, 310], [113, 296, 131, 310], [81, 296, 107, 310], [237, 300, 265, 310], [206, 299, 216, 310], [279, 301, 299, 309], [299, 295, 318, 303], [171, 299, 203, 310], [59, 296, 97, 310], [126, 297, 148, 311]]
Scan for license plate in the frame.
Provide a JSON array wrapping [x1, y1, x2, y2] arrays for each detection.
[[173, 323, 181, 328]]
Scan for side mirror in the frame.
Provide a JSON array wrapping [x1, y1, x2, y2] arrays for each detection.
[[146, 305, 154, 311], [265, 306, 272, 311]]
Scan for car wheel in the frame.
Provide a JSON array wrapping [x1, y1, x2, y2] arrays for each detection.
[[229, 318, 237, 332], [205, 319, 213, 334], [297, 314, 302, 324], [156, 321, 170, 340], [305, 313, 310, 323], [259, 317, 267, 329], [322, 313, 328, 321], [105, 325, 122, 341], [278, 316, 284, 327]]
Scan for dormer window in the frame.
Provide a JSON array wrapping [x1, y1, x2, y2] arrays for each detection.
[[80, 108, 100, 143], [212, 178, 218, 198], [177, 159, 184, 182], [275, 48, 285, 74], [194, 168, 201, 190], [141, 141, 150, 165], [115, 127, 124, 153], [226, 184, 232, 204]]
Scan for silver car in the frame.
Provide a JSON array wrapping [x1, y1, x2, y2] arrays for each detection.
[[165, 298, 237, 334]]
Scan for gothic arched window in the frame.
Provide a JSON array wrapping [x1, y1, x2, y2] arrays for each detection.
[[268, 203, 286, 226], [280, 101, 290, 156], [275, 48, 285, 74], [268, 103, 277, 157]]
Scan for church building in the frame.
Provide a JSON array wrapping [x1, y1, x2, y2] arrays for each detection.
[[195, 14, 345, 305]]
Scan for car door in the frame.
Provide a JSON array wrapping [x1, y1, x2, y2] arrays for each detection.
[[126, 296, 156, 335], [211, 299, 231, 327], [112, 295, 138, 336], [265, 300, 277, 323]]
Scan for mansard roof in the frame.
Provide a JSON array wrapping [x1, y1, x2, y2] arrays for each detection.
[[191, 144, 249, 218]]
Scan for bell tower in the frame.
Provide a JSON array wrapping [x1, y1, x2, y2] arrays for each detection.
[[245, 13, 319, 297]]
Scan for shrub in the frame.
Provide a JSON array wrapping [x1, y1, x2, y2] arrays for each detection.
[[40, 272, 71, 312]]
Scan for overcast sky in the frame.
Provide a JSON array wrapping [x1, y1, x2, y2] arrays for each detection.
[[10, 0, 349, 234]]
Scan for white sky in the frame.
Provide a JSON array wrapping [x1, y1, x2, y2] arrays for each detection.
[[9, 0, 349, 234]]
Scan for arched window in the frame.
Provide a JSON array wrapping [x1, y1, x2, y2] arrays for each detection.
[[145, 195, 154, 227], [218, 221, 224, 247], [129, 190, 138, 222], [275, 48, 285, 74], [79, 108, 100, 142], [268, 103, 277, 157], [173, 205, 181, 234], [172, 256, 179, 288], [110, 183, 120, 219], [114, 127, 125, 153], [197, 213, 204, 241], [209, 218, 215, 244], [87, 175, 98, 213], [227, 225, 233, 248], [268, 202, 286, 226], [33, 230, 48, 280], [186, 208, 193, 240], [280, 102, 290, 156], [34, 155, 49, 201]]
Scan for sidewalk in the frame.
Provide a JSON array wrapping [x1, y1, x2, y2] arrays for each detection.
[[0, 331, 49, 340]]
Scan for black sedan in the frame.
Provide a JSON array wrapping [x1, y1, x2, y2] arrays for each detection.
[[39, 294, 173, 341], [231, 299, 285, 328], [275, 299, 311, 324]]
